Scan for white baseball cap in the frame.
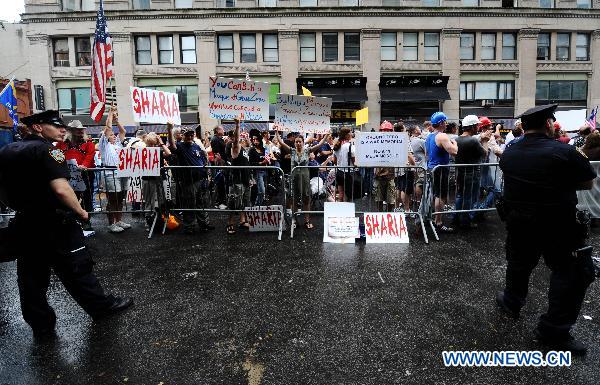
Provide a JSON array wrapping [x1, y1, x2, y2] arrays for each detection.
[[462, 115, 480, 127]]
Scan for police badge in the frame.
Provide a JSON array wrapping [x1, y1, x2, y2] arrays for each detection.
[[49, 148, 66, 163]]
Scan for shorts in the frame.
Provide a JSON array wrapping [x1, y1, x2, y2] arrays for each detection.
[[432, 167, 450, 198], [394, 172, 415, 194], [415, 170, 425, 187], [293, 169, 311, 199], [375, 178, 396, 204], [335, 170, 355, 200], [227, 183, 250, 210], [103, 170, 129, 193]]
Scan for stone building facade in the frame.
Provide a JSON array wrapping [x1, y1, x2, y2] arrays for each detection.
[[1, 0, 599, 130]]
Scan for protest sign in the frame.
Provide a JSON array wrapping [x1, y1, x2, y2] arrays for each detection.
[[163, 169, 174, 201], [355, 107, 368, 126], [209, 76, 270, 121], [130, 87, 181, 125], [555, 109, 587, 132], [274, 94, 332, 133], [126, 176, 143, 203], [66, 159, 86, 192], [323, 202, 358, 243], [364, 212, 409, 244], [355, 131, 410, 167], [244, 205, 286, 232], [116, 147, 161, 177]]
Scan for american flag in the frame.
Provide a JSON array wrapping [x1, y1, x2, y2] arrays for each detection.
[[90, 0, 113, 122], [587, 106, 597, 131]]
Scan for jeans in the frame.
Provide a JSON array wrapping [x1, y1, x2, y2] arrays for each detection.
[[361, 167, 374, 196], [454, 172, 480, 226], [255, 170, 266, 206]]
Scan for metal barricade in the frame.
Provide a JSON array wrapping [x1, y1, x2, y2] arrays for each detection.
[[428, 163, 502, 240], [163, 165, 287, 241], [577, 160, 600, 218], [289, 165, 429, 243]]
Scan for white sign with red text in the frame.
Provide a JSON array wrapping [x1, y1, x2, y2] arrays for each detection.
[[130, 86, 181, 125], [244, 205, 286, 232], [364, 212, 409, 244], [126, 175, 143, 203], [116, 147, 161, 177], [209, 77, 270, 121]]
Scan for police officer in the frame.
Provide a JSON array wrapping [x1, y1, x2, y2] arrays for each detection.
[[496, 104, 596, 355], [0, 110, 133, 340]]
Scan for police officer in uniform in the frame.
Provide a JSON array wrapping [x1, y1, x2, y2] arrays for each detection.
[[0, 110, 133, 340], [496, 104, 596, 355]]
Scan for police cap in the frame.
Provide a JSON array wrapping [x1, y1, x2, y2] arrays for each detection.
[[21, 110, 68, 128], [516, 103, 558, 122]]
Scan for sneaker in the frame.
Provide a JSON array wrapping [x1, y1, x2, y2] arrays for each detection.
[[533, 329, 587, 356], [108, 224, 124, 233], [495, 291, 519, 319], [93, 207, 102, 212], [81, 221, 93, 231], [393, 207, 405, 213], [218, 204, 227, 210], [434, 224, 455, 233], [116, 221, 131, 229]]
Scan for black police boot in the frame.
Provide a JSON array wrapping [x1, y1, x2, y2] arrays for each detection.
[[495, 291, 520, 319], [198, 223, 215, 232], [533, 328, 587, 356], [32, 328, 58, 343], [92, 297, 134, 321]]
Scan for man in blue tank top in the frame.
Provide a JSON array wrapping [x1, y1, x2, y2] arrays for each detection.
[[425, 112, 458, 233]]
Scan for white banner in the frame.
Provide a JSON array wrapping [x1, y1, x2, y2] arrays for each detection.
[[209, 76, 270, 121], [323, 202, 358, 243], [66, 159, 86, 192], [274, 94, 332, 133], [355, 132, 410, 167], [364, 212, 410, 244], [244, 205, 285, 232], [130, 86, 181, 125], [116, 147, 161, 177]]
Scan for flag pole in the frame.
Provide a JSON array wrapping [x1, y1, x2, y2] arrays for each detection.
[[0, 76, 16, 98]]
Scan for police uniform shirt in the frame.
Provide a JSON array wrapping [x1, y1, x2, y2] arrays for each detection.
[[0, 135, 70, 212], [500, 133, 596, 208]]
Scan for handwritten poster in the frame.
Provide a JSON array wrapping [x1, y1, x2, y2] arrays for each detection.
[[244, 205, 286, 232], [274, 94, 332, 133], [67, 159, 86, 192], [355, 132, 409, 167], [163, 169, 174, 201], [209, 77, 270, 121], [130, 87, 181, 125], [323, 202, 358, 244], [116, 147, 161, 177], [126, 176, 143, 203], [364, 212, 409, 244]]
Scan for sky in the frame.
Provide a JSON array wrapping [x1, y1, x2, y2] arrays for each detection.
[[0, 1, 25, 23]]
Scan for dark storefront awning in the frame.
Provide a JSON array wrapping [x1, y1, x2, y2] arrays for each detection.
[[297, 77, 367, 103], [379, 76, 450, 102]]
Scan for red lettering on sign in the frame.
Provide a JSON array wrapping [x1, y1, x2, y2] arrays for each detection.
[[398, 215, 408, 237], [132, 89, 141, 114], [151, 92, 159, 115], [140, 89, 150, 115], [159, 92, 167, 117], [387, 214, 396, 237], [133, 148, 141, 172], [151, 149, 160, 171], [125, 148, 133, 170], [118, 149, 125, 170], [171, 95, 180, 117], [365, 215, 373, 236], [141, 148, 148, 171]]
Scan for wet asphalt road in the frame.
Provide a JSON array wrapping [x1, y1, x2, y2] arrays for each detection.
[[1, 213, 599, 385]]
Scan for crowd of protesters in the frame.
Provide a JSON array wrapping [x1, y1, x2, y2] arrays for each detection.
[[2, 107, 598, 236]]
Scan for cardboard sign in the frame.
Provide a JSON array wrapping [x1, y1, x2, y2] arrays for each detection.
[[130, 86, 181, 125], [323, 202, 358, 243], [209, 76, 270, 121], [126, 176, 143, 203], [274, 94, 332, 133], [355, 132, 410, 167], [244, 205, 285, 232], [364, 212, 409, 244], [66, 159, 86, 192], [116, 147, 161, 177], [163, 169, 173, 201]]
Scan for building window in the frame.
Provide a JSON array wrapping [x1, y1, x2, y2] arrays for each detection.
[[344, 32, 360, 61], [422, 0, 440, 5], [57, 88, 91, 114], [322, 33, 338, 62], [62, 0, 76, 11], [403, 32, 418, 61], [217, 0, 236, 7], [539, 0, 554, 7], [537, 33, 550, 60], [576, 33, 590, 61], [339, 0, 359, 5], [75, 37, 91, 66], [218, 34, 234, 63], [536, 80, 587, 102], [158, 36, 174, 64], [460, 81, 514, 101], [81, 0, 95, 11], [133, 0, 151, 9], [175, 0, 194, 7], [556, 33, 570, 61], [424, 32, 439, 61], [258, 0, 277, 6], [382, 0, 400, 4], [463, 0, 479, 5], [576, 0, 592, 8], [300, 0, 317, 5], [381, 32, 397, 61], [180, 35, 196, 64], [502, 33, 516, 60], [460, 33, 475, 60], [135, 36, 151, 65], [148, 85, 199, 112], [240, 34, 257, 63], [263, 34, 279, 62], [481, 33, 496, 60], [300, 33, 316, 62], [53, 38, 70, 67]]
